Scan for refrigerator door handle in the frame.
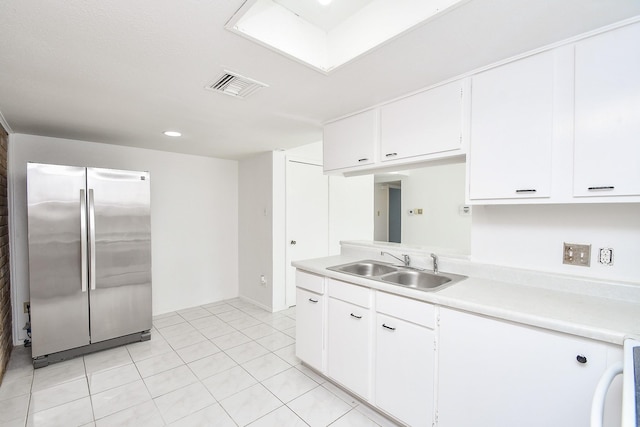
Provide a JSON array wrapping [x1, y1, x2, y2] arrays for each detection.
[[80, 189, 88, 293], [88, 189, 96, 291]]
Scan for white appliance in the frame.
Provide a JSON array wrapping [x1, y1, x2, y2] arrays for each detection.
[[591, 338, 640, 427], [27, 163, 152, 367]]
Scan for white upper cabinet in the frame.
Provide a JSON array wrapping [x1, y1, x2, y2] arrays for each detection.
[[323, 109, 378, 172], [380, 80, 465, 162], [468, 51, 555, 201], [573, 22, 640, 198]]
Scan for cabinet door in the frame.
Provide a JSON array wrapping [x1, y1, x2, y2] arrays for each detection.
[[295, 288, 324, 372], [323, 109, 378, 171], [380, 80, 464, 161], [375, 313, 434, 427], [327, 297, 371, 398], [469, 51, 555, 200], [437, 308, 620, 427], [573, 23, 640, 198]]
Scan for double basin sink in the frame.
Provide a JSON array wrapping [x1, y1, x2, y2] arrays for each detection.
[[327, 260, 466, 292]]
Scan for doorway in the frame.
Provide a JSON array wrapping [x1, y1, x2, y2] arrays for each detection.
[[388, 186, 401, 243], [374, 180, 402, 243]]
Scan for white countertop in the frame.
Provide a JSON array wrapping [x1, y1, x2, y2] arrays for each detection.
[[293, 254, 640, 345]]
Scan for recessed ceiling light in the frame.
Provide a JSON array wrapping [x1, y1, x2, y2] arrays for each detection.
[[318, 0, 332, 5], [163, 131, 182, 137]]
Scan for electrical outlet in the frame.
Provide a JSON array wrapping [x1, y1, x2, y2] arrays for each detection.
[[23, 302, 30, 313], [260, 275, 267, 287], [563, 243, 591, 267], [598, 248, 613, 266]]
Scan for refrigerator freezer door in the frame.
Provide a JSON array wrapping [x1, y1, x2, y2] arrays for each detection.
[[87, 168, 152, 343], [27, 163, 90, 358]]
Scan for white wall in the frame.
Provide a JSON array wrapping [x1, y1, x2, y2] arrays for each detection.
[[239, 141, 376, 311], [238, 145, 324, 313], [402, 163, 471, 253], [9, 134, 239, 344], [238, 152, 274, 310], [471, 203, 640, 282], [328, 175, 374, 255]]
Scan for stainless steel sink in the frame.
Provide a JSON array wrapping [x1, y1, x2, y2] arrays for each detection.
[[328, 260, 398, 277], [327, 260, 466, 292], [380, 270, 465, 290]]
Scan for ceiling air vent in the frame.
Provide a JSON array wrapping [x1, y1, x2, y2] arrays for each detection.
[[205, 70, 268, 99]]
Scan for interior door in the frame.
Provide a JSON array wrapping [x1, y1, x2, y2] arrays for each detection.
[[27, 163, 90, 357], [87, 167, 152, 343], [285, 160, 328, 307]]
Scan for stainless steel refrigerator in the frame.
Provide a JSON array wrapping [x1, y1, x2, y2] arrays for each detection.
[[27, 163, 152, 367]]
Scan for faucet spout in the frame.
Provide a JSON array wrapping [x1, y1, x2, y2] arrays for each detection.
[[430, 253, 439, 274], [381, 251, 411, 267]]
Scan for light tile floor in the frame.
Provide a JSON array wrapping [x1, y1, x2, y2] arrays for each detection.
[[0, 298, 401, 426]]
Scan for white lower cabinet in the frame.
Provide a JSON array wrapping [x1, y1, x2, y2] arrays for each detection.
[[327, 282, 372, 399], [375, 290, 436, 427], [295, 270, 326, 373], [375, 313, 434, 427], [437, 308, 622, 427], [296, 270, 623, 427], [295, 287, 325, 372]]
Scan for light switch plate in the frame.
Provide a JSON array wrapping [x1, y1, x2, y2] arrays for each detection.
[[563, 243, 591, 267]]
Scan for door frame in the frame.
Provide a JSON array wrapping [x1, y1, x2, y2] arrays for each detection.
[[284, 156, 328, 308]]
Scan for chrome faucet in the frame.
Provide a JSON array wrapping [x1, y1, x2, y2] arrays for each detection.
[[381, 251, 410, 267], [430, 253, 439, 274]]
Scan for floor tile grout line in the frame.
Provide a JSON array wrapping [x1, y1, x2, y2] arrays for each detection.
[[82, 357, 98, 425]]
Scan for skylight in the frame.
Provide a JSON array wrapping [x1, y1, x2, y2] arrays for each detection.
[[225, 0, 465, 74]]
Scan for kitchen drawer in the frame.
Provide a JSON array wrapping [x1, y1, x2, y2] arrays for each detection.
[[328, 279, 371, 308], [296, 269, 325, 294], [376, 291, 435, 329]]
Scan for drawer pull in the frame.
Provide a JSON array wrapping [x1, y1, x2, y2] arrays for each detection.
[[576, 354, 587, 364], [358, 158, 368, 162], [385, 152, 398, 158], [308, 298, 318, 303], [515, 189, 537, 193], [350, 313, 362, 319], [382, 323, 396, 331], [587, 186, 614, 191]]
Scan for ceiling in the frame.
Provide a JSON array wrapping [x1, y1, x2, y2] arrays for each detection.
[[0, 0, 639, 160]]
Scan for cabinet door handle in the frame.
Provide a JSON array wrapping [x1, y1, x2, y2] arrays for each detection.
[[308, 298, 318, 303], [385, 153, 398, 158], [358, 158, 368, 162], [515, 189, 537, 193], [350, 313, 362, 319], [576, 354, 588, 364], [587, 186, 614, 191], [382, 323, 396, 331]]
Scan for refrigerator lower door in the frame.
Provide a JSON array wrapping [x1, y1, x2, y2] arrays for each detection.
[[27, 163, 90, 358], [87, 167, 152, 343]]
